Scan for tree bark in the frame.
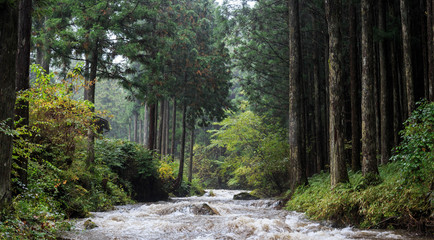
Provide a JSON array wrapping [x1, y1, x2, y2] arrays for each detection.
[[174, 104, 187, 190], [379, 0, 393, 165], [361, 0, 379, 178], [349, 1, 361, 172], [143, 103, 149, 147], [400, 0, 415, 114], [85, 40, 98, 166], [171, 97, 177, 158], [0, 2, 18, 209], [428, 0, 434, 101], [288, 0, 307, 192], [157, 100, 164, 155], [15, 0, 32, 187], [147, 103, 156, 150], [326, 0, 349, 187], [188, 126, 195, 183]]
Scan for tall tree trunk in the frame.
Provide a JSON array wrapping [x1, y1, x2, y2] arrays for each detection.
[[144, 103, 149, 147], [134, 109, 139, 143], [171, 97, 177, 158], [165, 100, 170, 155], [349, 1, 361, 172], [400, 0, 415, 114], [313, 35, 324, 173], [174, 105, 187, 190], [85, 41, 98, 166], [0, 2, 18, 209], [428, 0, 434, 101], [158, 100, 164, 155], [326, 0, 349, 187], [188, 126, 195, 183], [288, 0, 307, 192], [15, 0, 32, 187], [361, 0, 379, 178], [379, 0, 393, 165], [147, 103, 156, 151]]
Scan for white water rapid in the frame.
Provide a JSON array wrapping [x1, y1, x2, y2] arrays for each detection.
[[62, 189, 427, 240]]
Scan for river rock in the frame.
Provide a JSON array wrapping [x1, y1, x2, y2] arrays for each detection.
[[84, 219, 98, 229], [233, 192, 259, 200], [195, 203, 219, 215]]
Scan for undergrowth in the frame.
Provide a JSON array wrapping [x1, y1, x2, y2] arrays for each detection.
[[286, 101, 433, 234]]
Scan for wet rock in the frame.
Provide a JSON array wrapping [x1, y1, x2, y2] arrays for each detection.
[[84, 219, 98, 229], [190, 203, 219, 215], [233, 192, 259, 200]]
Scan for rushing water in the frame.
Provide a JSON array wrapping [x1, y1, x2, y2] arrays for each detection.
[[62, 189, 428, 240]]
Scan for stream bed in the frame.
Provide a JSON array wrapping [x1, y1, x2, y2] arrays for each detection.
[[62, 189, 429, 240]]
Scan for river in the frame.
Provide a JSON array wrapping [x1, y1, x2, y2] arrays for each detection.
[[61, 189, 429, 240]]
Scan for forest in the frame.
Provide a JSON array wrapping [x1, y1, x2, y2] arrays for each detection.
[[0, 0, 433, 238]]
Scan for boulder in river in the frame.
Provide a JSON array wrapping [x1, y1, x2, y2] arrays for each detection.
[[233, 192, 259, 200], [84, 219, 98, 229], [197, 203, 219, 215]]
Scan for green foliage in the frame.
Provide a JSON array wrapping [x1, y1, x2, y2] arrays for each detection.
[[197, 108, 289, 195], [391, 100, 434, 185]]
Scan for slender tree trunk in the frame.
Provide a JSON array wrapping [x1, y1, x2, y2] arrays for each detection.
[[379, 0, 393, 165], [0, 2, 18, 209], [128, 118, 131, 141], [174, 105, 187, 190], [86, 41, 98, 166], [400, 0, 415, 114], [171, 97, 177, 158], [391, 41, 401, 147], [188, 126, 195, 183], [361, 0, 379, 178], [313, 43, 324, 173], [158, 100, 164, 155], [326, 0, 349, 187], [428, 0, 434, 101], [143, 103, 149, 147], [349, 1, 361, 172], [147, 103, 156, 150], [165, 100, 170, 155], [288, 0, 307, 192], [134, 109, 139, 143], [15, 0, 32, 187]]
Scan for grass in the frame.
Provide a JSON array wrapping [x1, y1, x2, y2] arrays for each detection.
[[285, 162, 433, 234]]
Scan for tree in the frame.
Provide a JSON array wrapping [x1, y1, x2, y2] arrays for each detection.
[[325, 0, 348, 187], [361, 0, 379, 178], [15, 0, 32, 186], [288, 0, 307, 192], [0, 1, 18, 209], [378, 0, 393, 165], [400, 0, 414, 114], [349, 0, 361, 172]]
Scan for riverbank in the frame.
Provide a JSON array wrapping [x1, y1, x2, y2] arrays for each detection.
[[285, 162, 433, 236]]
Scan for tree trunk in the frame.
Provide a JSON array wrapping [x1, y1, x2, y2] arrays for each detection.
[[361, 0, 379, 178], [188, 126, 195, 183], [15, 0, 32, 187], [85, 40, 98, 166], [144, 103, 149, 147], [174, 105, 187, 190], [165, 100, 170, 155], [0, 2, 18, 209], [171, 97, 177, 158], [288, 0, 307, 192], [147, 103, 156, 151], [349, 1, 361, 172], [379, 0, 393, 165], [400, 0, 415, 114], [326, 0, 349, 187], [158, 100, 164, 155], [428, 0, 434, 101]]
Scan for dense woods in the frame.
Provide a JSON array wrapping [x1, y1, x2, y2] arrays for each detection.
[[0, 0, 433, 238]]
